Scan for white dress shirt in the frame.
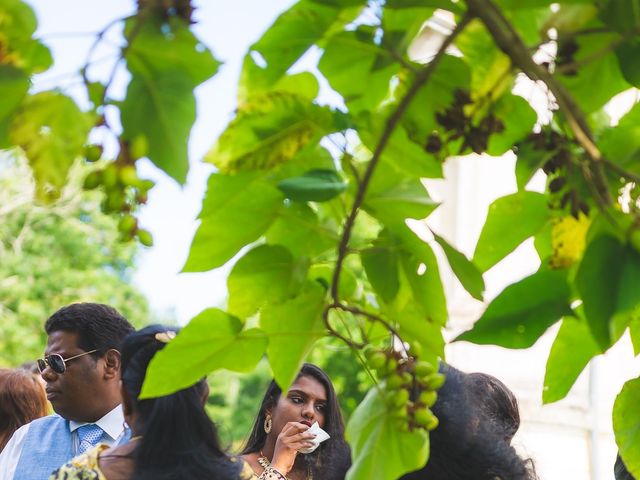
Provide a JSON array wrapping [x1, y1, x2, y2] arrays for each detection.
[[0, 404, 125, 480]]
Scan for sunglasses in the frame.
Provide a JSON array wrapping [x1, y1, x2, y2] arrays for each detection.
[[37, 349, 98, 374]]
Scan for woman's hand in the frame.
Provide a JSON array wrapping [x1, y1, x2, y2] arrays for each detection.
[[271, 422, 316, 475]]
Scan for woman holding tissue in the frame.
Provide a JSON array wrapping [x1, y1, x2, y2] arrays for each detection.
[[240, 363, 351, 480]]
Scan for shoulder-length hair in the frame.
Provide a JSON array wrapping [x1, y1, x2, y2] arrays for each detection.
[[0, 368, 48, 451], [241, 363, 351, 480]]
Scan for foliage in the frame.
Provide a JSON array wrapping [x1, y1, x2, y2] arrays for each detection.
[[4, 0, 640, 477], [0, 154, 150, 366]]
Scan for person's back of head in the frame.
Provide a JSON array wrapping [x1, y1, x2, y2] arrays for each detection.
[[615, 455, 635, 480], [0, 368, 48, 452], [400, 364, 537, 480], [120, 324, 239, 480]]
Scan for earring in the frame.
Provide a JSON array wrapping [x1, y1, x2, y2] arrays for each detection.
[[264, 414, 272, 434]]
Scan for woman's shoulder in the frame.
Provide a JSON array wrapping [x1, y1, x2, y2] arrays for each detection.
[[48, 444, 109, 480], [232, 456, 258, 479]]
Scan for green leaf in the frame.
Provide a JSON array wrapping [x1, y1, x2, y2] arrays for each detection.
[[239, 0, 363, 100], [598, 0, 640, 34], [318, 27, 399, 114], [473, 191, 549, 272], [364, 174, 439, 226], [206, 92, 338, 173], [0, 66, 29, 121], [308, 263, 359, 299], [514, 140, 555, 190], [121, 17, 220, 184], [382, 6, 438, 54], [543, 315, 600, 404], [260, 282, 326, 391], [558, 33, 630, 114], [399, 247, 447, 327], [9, 91, 92, 202], [183, 173, 283, 272], [496, 0, 590, 7], [613, 377, 640, 479], [486, 94, 537, 156], [346, 387, 429, 480], [576, 236, 640, 349], [599, 102, 640, 174], [362, 246, 400, 303], [277, 169, 347, 202], [456, 268, 572, 348], [616, 40, 640, 88], [630, 317, 640, 356], [141, 308, 267, 398], [266, 203, 338, 257], [227, 245, 308, 319], [432, 230, 484, 301]]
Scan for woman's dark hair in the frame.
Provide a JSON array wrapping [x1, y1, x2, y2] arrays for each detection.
[[120, 324, 239, 480], [0, 369, 48, 452], [241, 363, 351, 480], [401, 364, 537, 480]]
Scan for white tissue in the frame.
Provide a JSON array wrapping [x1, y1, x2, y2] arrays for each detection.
[[298, 421, 330, 454]]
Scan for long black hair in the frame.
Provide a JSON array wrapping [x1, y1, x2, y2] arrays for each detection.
[[241, 363, 351, 480], [401, 364, 537, 480], [120, 324, 240, 480]]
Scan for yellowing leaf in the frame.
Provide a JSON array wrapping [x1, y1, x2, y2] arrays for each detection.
[[550, 213, 590, 269]]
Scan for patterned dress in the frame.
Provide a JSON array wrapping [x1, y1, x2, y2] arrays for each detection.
[[48, 445, 284, 480]]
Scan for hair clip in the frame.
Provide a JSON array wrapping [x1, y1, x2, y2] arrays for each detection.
[[154, 331, 177, 343]]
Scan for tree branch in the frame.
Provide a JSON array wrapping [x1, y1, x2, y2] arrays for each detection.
[[465, 0, 613, 209], [329, 13, 472, 303]]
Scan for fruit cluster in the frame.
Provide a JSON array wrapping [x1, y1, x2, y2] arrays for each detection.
[[430, 89, 505, 155], [365, 346, 444, 432], [523, 130, 590, 218], [82, 144, 154, 246]]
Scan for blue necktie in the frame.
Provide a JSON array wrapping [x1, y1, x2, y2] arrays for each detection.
[[77, 424, 104, 454]]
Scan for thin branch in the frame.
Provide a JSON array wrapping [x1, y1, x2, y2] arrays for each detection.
[[322, 308, 365, 349], [329, 13, 472, 303], [602, 158, 640, 185], [330, 302, 402, 340], [465, 0, 613, 211]]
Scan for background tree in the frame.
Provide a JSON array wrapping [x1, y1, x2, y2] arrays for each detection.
[[0, 153, 150, 366], [2, 0, 640, 478]]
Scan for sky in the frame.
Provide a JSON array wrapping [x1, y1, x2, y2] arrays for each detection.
[[28, 0, 297, 324]]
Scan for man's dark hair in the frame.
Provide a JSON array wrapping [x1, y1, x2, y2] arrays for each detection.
[[45, 303, 134, 355]]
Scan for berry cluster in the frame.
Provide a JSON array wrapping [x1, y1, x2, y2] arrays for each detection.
[[523, 130, 589, 218], [430, 89, 505, 155], [82, 144, 154, 246], [365, 346, 444, 432]]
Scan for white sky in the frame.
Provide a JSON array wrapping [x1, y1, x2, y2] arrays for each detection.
[[28, 0, 296, 323]]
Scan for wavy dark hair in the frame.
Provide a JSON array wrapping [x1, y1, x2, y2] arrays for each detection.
[[401, 364, 537, 480], [241, 363, 351, 480], [121, 324, 240, 480]]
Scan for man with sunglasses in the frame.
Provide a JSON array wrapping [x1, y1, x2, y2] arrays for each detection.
[[0, 303, 134, 480]]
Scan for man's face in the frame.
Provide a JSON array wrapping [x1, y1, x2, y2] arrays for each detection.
[[41, 330, 105, 422]]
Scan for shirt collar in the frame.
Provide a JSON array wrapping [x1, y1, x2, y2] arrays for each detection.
[[69, 404, 125, 441]]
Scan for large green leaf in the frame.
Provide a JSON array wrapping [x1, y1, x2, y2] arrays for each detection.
[[599, 102, 640, 175], [227, 245, 309, 319], [9, 91, 92, 202], [141, 308, 267, 398], [473, 191, 549, 272], [266, 202, 338, 257], [486, 94, 537, 156], [616, 40, 640, 88], [206, 92, 338, 173], [121, 17, 220, 184], [598, 0, 640, 34], [543, 315, 600, 404], [432, 230, 485, 301], [614, 377, 640, 479], [362, 246, 400, 303], [576, 236, 640, 349], [346, 387, 430, 480], [0, 66, 29, 130], [456, 268, 572, 348], [183, 173, 283, 272], [318, 27, 399, 114], [239, 0, 363, 100], [260, 282, 326, 391]]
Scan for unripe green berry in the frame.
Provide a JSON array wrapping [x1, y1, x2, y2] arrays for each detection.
[[387, 373, 404, 390], [419, 390, 437, 407], [368, 351, 386, 370], [136, 229, 154, 247], [118, 215, 137, 235], [83, 171, 101, 190], [415, 360, 436, 378], [425, 373, 446, 390], [84, 144, 103, 163]]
